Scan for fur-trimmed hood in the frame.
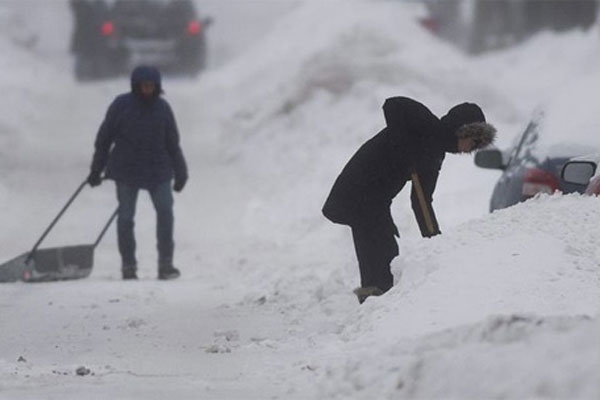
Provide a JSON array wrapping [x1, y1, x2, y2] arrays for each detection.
[[455, 122, 497, 151]]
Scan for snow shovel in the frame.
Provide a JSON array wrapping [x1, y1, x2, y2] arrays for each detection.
[[0, 180, 118, 283]]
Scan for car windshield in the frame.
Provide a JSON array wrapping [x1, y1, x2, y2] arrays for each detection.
[[112, 0, 195, 16]]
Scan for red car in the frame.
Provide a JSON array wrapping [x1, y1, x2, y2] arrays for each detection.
[[475, 77, 600, 211]]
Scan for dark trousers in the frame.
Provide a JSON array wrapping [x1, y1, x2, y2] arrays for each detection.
[[116, 181, 174, 268], [351, 210, 399, 292]]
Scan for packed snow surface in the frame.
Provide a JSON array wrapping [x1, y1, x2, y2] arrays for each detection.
[[1, 1, 599, 399]]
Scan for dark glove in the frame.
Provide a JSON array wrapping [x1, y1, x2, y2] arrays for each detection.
[[87, 171, 102, 187], [173, 176, 187, 193]]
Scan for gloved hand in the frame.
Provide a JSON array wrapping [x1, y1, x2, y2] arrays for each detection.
[[173, 176, 187, 193], [87, 171, 102, 187]]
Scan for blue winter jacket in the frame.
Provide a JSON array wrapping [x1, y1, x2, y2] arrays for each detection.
[[90, 66, 188, 189]]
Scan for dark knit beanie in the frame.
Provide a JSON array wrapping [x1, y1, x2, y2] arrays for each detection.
[[441, 103, 486, 133]]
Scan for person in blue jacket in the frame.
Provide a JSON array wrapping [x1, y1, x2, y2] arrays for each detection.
[[87, 65, 188, 280]]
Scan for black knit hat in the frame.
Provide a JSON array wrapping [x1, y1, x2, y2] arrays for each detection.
[[441, 103, 486, 133]]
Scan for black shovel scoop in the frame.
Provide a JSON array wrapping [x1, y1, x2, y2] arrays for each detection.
[[0, 180, 117, 283]]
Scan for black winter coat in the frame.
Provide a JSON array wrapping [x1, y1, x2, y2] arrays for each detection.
[[90, 69, 188, 190], [322, 97, 457, 237]]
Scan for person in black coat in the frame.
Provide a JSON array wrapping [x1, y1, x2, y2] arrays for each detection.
[[87, 65, 188, 280], [323, 96, 496, 303]]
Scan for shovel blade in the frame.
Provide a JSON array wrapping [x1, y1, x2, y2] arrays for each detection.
[[0, 245, 94, 283]]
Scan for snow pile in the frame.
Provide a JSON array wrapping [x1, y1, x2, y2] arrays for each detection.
[[312, 193, 600, 399], [322, 313, 600, 399]]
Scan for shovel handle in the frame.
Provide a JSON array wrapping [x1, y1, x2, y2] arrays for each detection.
[[25, 179, 89, 265], [93, 208, 118, 249], [411, 172, 436, 236]]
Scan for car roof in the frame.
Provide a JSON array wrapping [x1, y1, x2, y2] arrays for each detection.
[[570, 153, 600, 164]]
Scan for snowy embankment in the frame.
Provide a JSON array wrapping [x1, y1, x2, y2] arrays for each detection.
[[318, 193, 600, 398], [1, 0, 600, 399]]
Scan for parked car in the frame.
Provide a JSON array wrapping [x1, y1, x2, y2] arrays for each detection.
[[474, 89, 600, 212], [70, 0, 212, 80], [561, 155, 600, 195], [419, 0, 598, 54]]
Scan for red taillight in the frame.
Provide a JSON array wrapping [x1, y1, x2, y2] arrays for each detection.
[[187, 20, 202, 35], [101, 21, 115, 36], [522, 168, 560, 197]]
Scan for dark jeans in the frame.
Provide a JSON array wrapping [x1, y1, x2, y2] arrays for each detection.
[[351, 210, 399, 292], [116, 181, 174, 269]]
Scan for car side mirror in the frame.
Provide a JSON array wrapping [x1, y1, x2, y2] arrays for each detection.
[[474, 149, 504, 170], [561, 161, 597, 185]]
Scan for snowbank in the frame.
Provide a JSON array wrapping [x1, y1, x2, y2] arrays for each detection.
[[301, 194, 600, 399]]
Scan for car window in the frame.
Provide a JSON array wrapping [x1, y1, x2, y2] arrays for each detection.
[[112, 0, 195, 13], [111, 0, 197, 29]]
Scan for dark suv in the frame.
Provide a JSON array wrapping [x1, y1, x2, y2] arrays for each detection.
[[70, 0, 212, 80]]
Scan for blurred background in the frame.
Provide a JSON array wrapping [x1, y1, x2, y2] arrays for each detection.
[[6, 1, 599, 80]]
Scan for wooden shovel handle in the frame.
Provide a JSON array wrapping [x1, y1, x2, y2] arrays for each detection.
[[411, 172, 436, 236]]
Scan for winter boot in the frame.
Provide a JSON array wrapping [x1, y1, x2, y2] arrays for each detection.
[[353, 286, 384, 304], [122, 264, 138, 280], [158, 263, 180, 280]]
